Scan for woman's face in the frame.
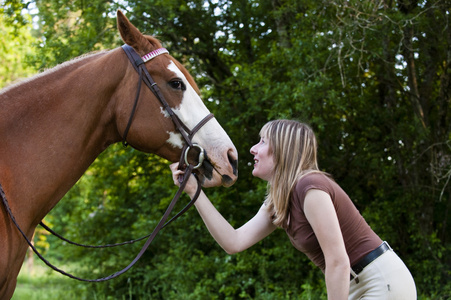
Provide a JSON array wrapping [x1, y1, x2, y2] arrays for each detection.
[[250, 136, 275, 181]]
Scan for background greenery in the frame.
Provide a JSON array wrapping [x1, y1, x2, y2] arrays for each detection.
[[1, 0, 450, 298]]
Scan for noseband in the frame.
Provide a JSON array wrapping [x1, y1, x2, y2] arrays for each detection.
[[121, 44, 214, 171]]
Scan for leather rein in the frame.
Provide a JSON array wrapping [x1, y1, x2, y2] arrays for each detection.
[[0, 44, 214, 282]]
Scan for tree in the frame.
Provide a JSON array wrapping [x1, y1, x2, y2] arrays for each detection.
[[0, 5, 36, 88]]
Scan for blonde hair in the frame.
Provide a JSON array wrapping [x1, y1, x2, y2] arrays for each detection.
[[261, 120, 324, 228]]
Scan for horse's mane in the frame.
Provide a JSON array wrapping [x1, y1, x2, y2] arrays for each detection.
[[47, 50, 109, 72], [1, 38, 201, 96], [0, 50, 109, 94]]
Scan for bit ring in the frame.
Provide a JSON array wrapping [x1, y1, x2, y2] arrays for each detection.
[[184, 144, 205, 169]]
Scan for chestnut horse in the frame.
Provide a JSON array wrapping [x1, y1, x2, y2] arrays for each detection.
[[0, 10, 238, 299]]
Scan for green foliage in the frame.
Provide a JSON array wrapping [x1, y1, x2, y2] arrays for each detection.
[[2, 0, 450, 298], [0, 8, 37, 87], [29, 0, 121, 69]]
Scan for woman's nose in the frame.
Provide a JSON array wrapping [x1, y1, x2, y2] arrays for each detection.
[[250, 144, 257, 155]]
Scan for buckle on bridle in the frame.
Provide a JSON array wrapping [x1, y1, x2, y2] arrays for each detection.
[[184, 144, 205, 169]]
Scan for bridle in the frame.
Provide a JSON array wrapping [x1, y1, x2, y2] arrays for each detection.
[[121, 45, 214, 172], [0, 44, 214, 282]]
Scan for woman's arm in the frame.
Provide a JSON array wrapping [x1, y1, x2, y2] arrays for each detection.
[[170, 163, 277, 254], [304, 189, 350, 300], [194, 192, 277, 254]]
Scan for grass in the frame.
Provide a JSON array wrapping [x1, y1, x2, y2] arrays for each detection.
[[11, 260, 87, 300], [11, 259, 135, 300]]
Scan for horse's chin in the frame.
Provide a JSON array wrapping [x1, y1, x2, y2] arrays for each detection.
[[196, 170, 235, 188]]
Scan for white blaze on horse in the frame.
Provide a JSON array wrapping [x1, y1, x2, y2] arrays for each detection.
[[0, 11, 238, 299]]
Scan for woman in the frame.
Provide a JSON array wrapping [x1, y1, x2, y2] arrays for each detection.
[[170, 119, 416, 299]]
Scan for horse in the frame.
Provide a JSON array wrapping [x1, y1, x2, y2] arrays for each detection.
[[0, 10, 238, 299]]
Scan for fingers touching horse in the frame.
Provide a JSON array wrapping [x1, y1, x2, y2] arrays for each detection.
[[0, 10, 238, 299]]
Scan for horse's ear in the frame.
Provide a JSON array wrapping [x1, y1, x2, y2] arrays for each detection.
[[117, 10, 149, 55]]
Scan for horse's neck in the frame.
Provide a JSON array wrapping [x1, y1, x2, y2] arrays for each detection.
[[0, 49, 125, 226]]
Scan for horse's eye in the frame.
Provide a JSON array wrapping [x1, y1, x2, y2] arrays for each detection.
[[169, 80, 186, 91]]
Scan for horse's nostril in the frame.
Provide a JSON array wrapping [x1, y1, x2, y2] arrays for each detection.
[[227, 149, 238, 176], [221, 175, 234, 187]]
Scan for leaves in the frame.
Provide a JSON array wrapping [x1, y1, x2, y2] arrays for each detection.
[[0, 11, 36, 87]]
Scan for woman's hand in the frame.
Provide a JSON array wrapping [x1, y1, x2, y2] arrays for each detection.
[[169, 163, 199, 198]]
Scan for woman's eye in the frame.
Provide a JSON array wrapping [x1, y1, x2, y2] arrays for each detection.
[[169, 80, 186, 91]]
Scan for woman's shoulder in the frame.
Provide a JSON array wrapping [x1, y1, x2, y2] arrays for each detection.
[[293, 171, 336, 198], [290, 172, 333, 210], [296, 171, 332, 188]]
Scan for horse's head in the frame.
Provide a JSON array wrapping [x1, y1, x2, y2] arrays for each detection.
[[114, 11, 237, 187]]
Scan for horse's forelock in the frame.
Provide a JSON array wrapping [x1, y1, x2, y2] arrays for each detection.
[[143, 35, 163, 52]]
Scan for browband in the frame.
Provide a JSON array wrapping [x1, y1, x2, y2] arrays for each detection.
[[141, 48, 169, 63]]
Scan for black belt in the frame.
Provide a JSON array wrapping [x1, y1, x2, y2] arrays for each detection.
[[351, 241, 390, 280]]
